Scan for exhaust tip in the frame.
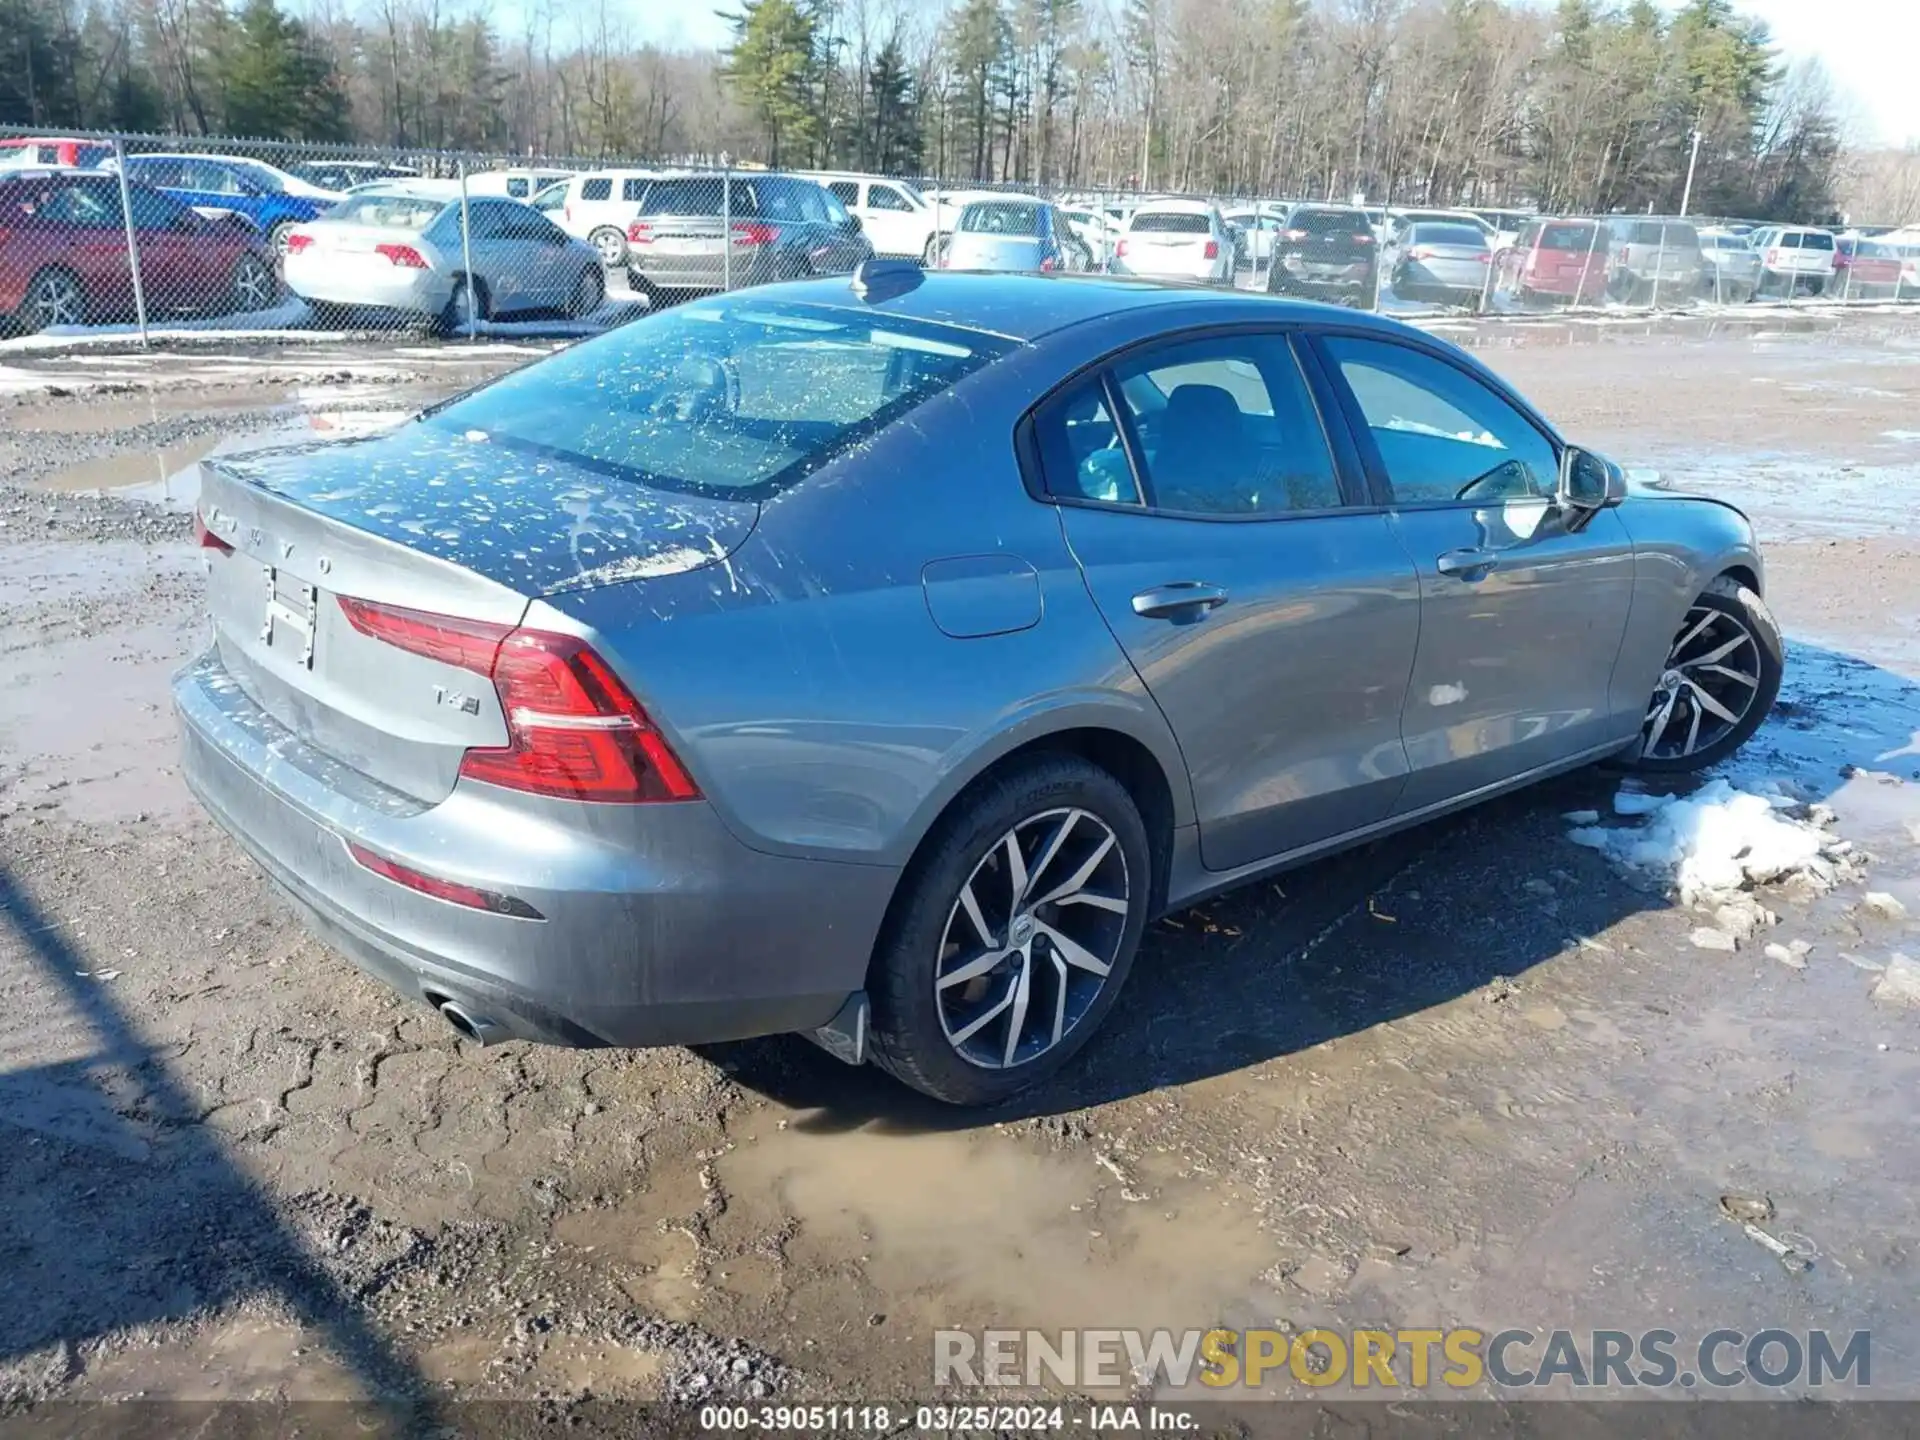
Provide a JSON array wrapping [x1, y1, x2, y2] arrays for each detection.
[[435, 999, 506, 1048]]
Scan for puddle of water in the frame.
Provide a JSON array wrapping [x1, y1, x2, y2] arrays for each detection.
[[715, 1124, 1279, 1341], [33, 408, 415, 510], [73, 1317, 364, 1400]]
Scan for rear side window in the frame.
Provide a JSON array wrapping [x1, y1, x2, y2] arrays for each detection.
[[580, 177, 612, 201], [1798, 231, 1833, 251], [1324, 336, 1558, 505], [1131, 212, 1210, 234], [827, 181, 857, 205], [423, 300, 1011, 498], [868, 185, 912, 212], [1035, 335, 1342, 517], [622, 177, 647, 201]]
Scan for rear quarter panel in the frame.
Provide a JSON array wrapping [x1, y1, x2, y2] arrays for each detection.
[[1608, 493, 1763, 730], [545, 323, 1197, 869]]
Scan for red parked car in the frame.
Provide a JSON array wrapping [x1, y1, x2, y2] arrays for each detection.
[[0, 136, 116, 172], [1494, 218, 1608, 305], [0, 171, 278, 334], [1832, 237, 1906, 295]]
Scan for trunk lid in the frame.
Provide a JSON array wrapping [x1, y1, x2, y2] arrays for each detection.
[[196, 423, 757, 803]]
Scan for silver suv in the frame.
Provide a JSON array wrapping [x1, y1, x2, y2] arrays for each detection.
[[624, 173, 874, 304], [1604, 218, 1703, 303]]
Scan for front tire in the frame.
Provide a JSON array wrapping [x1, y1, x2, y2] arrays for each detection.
[[1630, 578, 1783, 774], [228, 253, 277, 314], [590, 226, 627, 266], [21, 268, 86, 332], [566, 266, 604, 318], [437, 276, 488, 335], [867, 756, 1151, 1106]]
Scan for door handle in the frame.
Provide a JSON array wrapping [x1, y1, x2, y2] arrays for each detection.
[[1436, 548, 1499, 579], [1131, 582, 1228, 619]]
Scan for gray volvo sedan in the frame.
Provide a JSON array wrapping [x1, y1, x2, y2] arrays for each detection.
[[176, 267, 1779, 1104]]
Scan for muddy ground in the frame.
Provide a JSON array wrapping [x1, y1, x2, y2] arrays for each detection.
[[1, 311, 1918, 1422]]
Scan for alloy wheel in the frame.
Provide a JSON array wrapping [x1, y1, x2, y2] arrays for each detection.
[[1641, 604, 1763, 760], [234, 258, 274, 312], [30, 273, 82, 329], [934, 807, 1131, 1070]]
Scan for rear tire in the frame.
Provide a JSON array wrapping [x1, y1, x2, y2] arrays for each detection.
[[867, 756, 1151, 1106], [437, 276, 489, 335], [1627, 578, 1783, 774], [566, 266, 605, 318], [590, 226, 627, 266], [20, 267, 85, 332], [228, 253, 277, 314]]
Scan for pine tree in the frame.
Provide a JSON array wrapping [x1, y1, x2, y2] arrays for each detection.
[[866, 38, 922, 174], [218, 0, 349, 139], [723, 0, 820, 167]]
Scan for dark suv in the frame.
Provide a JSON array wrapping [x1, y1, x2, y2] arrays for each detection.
[[1266, 206, 1379, 306], [625, 173, 873, 304]]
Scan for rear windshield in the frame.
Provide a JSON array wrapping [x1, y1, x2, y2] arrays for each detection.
[[1796, 230, 1834, 250], [1130, 212, 1210, 234], [1291, 209, 1368, 233], [326, 194, 443, 230], [638, 178, 732, 216], [1626, 221, 1699, 248], [958, 201, 1042, 235], [1538, 223, 1596, 249], [1410, 224, 1486, 247], [1704, 233, 1749, 250], [421, 301, 1012, 499]]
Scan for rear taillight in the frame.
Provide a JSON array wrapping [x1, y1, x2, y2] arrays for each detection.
[[1283, 228, 1308, 241], [730, 221, 777, 247], [284, 231, 314, 253], [1475, 251, 1492, 264], [1115, 238, 1129, 258], [627, 220, 652, 244], [194, 512, 232, 555], [336, 597, 699, 804], [375, 243, 428, 268], [347, 841, 543, 918], [1353, 233, 1374, 245], [1203, 240, 1219, 259], [1039, 253, 1058, 272], [1409, 246, 1433, 261], [1766, 249, 1780, 266]]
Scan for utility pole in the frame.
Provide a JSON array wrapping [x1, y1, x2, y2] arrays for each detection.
[[1678, 126, 1703, 217]]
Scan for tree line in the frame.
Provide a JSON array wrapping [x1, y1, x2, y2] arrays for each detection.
[[0, 0, 1885, 224]]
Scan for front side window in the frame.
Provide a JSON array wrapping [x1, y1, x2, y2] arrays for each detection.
[[1323, 335, 1558, 505], [827, 181, 858, 206], [622, 177, 647, 201], [868, 184, 911, 212], [580, 177, 612, 202]]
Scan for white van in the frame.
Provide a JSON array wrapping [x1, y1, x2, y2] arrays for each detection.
[[798, 172, 939, 260], [540, 169, 665, 264], [464, 168, 573, 202]]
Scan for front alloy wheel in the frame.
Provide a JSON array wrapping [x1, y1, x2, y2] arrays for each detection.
[[935, 808, 1130, 1070], [25, 270, 84, 331], [1634, 580, 1783, 772]]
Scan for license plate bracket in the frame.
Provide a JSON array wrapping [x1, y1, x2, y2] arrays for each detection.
[[261, 566, 317, 669]]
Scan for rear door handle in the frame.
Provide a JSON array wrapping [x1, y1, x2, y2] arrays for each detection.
[[1131, 582, 1229, 619], [1436, 548, 1499, 579]]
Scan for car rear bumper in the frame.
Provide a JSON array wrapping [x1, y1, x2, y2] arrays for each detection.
[[284, 256, 448, 314], [174, 648, 893, 1049]]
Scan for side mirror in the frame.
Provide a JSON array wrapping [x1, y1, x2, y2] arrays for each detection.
[[1559, 445, 1625, 525]]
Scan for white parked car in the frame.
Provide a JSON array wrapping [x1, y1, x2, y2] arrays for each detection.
[[1222, 208, 1280, 266], [1111, 200, 1234, 284], [463, 167, 574, 202], [1748, 225, 1839, 297], [284, 193, 605, 333], [540, 169, 662, 265], [799, 172, 940, 260], [1058, 206, 1121, 264]]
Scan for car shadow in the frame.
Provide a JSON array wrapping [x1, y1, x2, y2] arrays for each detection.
[[0, 864, 433, 1411], [708, 640, 1920, 1133]]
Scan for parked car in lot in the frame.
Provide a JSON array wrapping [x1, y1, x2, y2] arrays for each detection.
[[1604, 217, 1703, 303], [943, 198, 1091, 273], [1058, 206, 1121, 264], [801, 172, 941, 261], [283, 193, 603, 332], [541, 169, 661, 266], [1386, 221, 1493, 305], [1831, 237, 1906, 296], [1471, 208, 1533, 251], [1384, 208, 1494, 248], [0, 170, 277, 333], [464, 167, 574, 201], [1696, 228, 1761, 303], [1748, 225, 1836, 297], [1493, 218, 1607, 305], [624, 173, 871, 304], [289, 160, 418, 192], [1110, 200, 1234, 284], [117, 153, 339, 252], [1221, 208, 1280, 267], [1265, 205, 1378, 305], [176, 270, 1777, 1104], [0, 136, 116, 172]]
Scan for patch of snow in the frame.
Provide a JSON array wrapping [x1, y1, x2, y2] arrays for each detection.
[[1568, 778, 1851, 905]]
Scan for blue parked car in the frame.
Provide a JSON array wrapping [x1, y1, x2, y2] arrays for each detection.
[[117, 153, 340, 252]]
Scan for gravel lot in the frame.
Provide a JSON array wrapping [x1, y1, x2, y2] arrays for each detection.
[[2, 312, 1917, 1417]]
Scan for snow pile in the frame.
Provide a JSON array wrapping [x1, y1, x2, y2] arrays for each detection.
[[1568, 779, 1860, 906]]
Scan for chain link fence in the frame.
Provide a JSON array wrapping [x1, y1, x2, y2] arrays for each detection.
[[3, 125, 1917, 349]]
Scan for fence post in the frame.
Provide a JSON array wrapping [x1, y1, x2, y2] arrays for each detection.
[[721, 159, 732, 291], [1580, 218, 1602, 311], [111, 137, 150, 347], [1840, 241, 1855, 305], [1650, 231, 1666, 311], [1477, 237, 1497, 316], [457, 160, 477, 342]]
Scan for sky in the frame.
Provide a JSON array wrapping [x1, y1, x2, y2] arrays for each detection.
[[631, 0, 1920, 150]]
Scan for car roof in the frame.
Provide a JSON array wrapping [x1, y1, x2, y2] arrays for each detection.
[[1130, 198, 1215, 215], [130, 152, 275, 167], [749, 271, 1418, 344]]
